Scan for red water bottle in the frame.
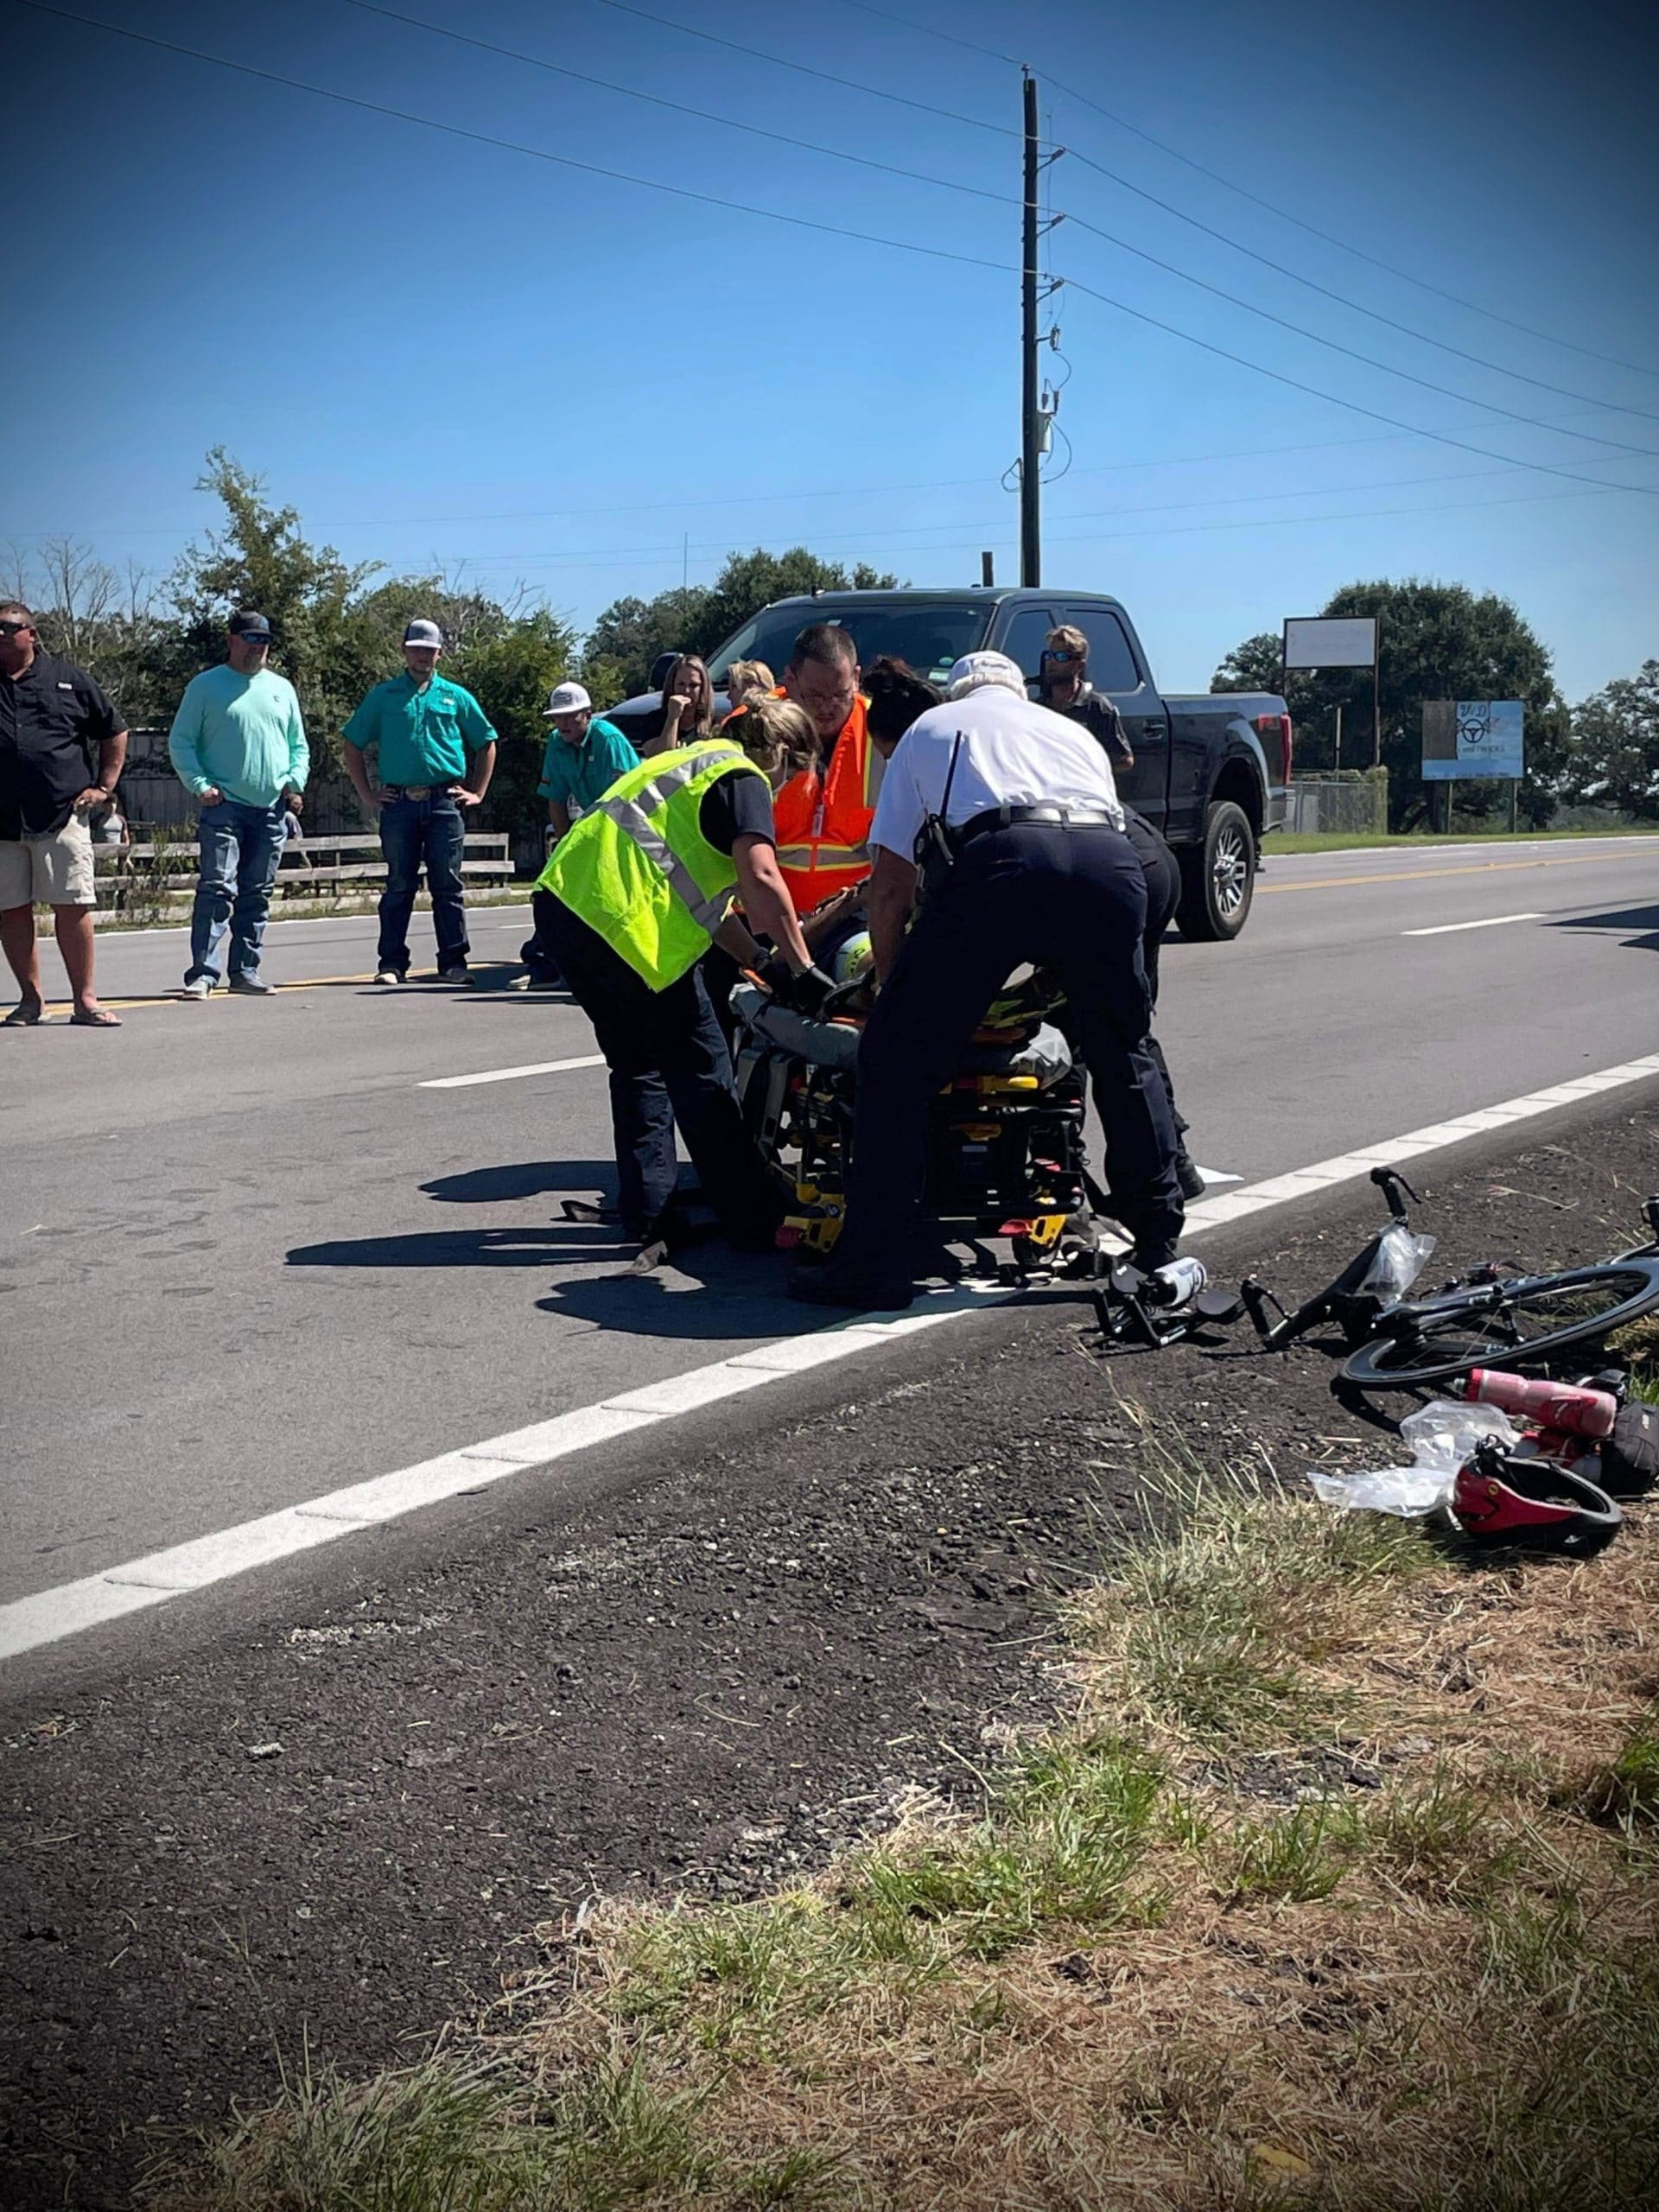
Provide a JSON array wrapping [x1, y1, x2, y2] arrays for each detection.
[[1462, 1368, 1618, 1439]]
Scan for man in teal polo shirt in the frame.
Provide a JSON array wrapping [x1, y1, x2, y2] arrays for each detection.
[[341, 618, 497, 985], [520, 680, 639, 988]]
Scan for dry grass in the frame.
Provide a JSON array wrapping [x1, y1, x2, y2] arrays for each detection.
[[148, 1403, 1659, 2212]]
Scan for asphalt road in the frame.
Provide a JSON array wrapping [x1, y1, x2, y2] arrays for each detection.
[[3, 836, 1655, 1619]]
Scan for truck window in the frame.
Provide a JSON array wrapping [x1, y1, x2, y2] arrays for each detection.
[[995, 606, 1061, 684], [1059, 606, 1143, 695], [707, 601, 988, 690]]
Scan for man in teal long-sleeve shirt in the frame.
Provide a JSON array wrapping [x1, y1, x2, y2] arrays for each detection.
[[168, 611, 308, 997]]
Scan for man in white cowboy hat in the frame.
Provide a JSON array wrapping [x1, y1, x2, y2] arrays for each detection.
[[518, 678, 639, 988], [340, 618, 497, 985]]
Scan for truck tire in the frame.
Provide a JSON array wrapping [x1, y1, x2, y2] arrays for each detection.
[[1177, 799, 1255, 941]]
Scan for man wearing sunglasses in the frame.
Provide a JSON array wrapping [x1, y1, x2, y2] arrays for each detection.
[[0, 600, 128, 1027], [1038, 625, 1135, 778]]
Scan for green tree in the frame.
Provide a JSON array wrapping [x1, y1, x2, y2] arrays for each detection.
[[3, 537, 173, 727], [1568, 661, 1659, 819], [165, 449, 384, 763], [683, 548, 899, 661], [1212, 581, 1556, 827], [583, 588, 711, 697]]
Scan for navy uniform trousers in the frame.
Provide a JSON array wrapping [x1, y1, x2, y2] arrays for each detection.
[[542, 897, 774, 1244], [829, 822, 1185, 1292]]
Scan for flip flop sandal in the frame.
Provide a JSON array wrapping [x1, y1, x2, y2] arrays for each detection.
[[70, 1007, 122, 1027], [3, 1003, 46, 1026]]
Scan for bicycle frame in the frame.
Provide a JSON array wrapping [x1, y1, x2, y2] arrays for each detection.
[[1239, 1167, 1426, 1351]]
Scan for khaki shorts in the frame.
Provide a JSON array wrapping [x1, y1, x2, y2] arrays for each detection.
[[0, 817, 98, 909]]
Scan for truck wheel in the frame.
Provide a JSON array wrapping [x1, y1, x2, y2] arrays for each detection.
[[1177, 800, 1255, 941]]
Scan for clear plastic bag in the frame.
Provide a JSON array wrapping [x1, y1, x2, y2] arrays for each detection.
[[1357, 1222, 1437, 1300], [1308, 1464, 1455, 1516], [1308, 1401, 1517, 1517]]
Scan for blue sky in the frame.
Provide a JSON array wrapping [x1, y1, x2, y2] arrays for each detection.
[[9, 0, 1658, 699]]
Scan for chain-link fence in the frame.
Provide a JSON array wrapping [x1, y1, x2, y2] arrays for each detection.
[[1281, 771, 1389, 836]]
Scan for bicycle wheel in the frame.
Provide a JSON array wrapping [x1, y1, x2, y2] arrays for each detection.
[[1341, 1261, 1659, 1390]]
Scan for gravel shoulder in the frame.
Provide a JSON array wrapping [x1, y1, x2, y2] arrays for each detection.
[[3, 1084, 1656, 2209]]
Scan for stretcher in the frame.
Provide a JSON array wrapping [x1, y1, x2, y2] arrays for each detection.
[[729, 970, 1093, 1275]]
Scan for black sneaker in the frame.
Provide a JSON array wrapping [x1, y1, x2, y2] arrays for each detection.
[[228, 974, 273, 995]]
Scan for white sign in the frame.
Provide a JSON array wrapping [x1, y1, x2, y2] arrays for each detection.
[[1421, 700, 1524, 781], [1282, 616, 1379, 671]]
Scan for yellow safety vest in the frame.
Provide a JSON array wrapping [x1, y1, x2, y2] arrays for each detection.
[[538, 740, 766, 990]]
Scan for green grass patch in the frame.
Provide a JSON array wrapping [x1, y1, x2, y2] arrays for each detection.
[[146, 1412, 1659, 2212]]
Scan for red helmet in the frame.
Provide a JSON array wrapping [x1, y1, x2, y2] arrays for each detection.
[[1451, 1441, 1621, 1556]]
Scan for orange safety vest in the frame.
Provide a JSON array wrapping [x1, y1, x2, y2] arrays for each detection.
[[769, 693, 880, 911]]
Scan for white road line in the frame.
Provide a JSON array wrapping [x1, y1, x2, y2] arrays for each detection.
[[1402, 912, 1543, 938], [419, 1053, 606, 1090], [6, 1046, 1659, 1668]]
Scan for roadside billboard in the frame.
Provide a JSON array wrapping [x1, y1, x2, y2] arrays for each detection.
[[1281, 616, 1379, 671], [1421, 701, 1525, 781]]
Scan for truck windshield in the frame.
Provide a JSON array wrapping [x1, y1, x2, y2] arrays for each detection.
[[708, 599, 990, 690]]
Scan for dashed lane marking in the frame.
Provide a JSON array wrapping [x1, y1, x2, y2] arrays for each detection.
[[420, 1054, 607, 1089], [1403, 912, 1544, 938], [5, 1047, 1658, 1668]]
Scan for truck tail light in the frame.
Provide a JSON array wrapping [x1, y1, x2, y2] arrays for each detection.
[[1255, 711, 1293, 785]]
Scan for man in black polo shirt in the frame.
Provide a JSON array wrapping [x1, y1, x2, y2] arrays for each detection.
[[0, 600, 128, 1027]]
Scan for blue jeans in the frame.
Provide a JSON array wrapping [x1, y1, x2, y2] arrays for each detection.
[[188, 798, 286, 984], [378, 791, 468, 975]]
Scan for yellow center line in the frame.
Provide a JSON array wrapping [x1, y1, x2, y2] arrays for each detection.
[[36, 965, 526, 1015], [1259, 853, 1626, 895]]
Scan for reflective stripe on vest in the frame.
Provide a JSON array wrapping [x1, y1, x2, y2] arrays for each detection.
[[772, 696, 875, 906], [540, 741, 762, 989]]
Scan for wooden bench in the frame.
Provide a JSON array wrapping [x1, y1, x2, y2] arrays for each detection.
[[93, 831, 514, 901]]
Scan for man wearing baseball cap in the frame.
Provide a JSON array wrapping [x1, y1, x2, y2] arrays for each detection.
[[341, 618, 497, 985], [518, 679, 639, 988], [168, 610, 308, 998]]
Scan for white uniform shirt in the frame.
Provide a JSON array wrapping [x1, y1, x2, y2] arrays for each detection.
[[868, 684, 1122, 861]]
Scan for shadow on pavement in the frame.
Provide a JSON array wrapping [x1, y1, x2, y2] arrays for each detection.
[[286, 1224, 628, 1269], [421, 1160, 615, 1204], [1545, 903, 1659, 953]]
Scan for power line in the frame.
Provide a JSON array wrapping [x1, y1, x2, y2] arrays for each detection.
[[1039, 479, 1638, 548], [820, 1, 1659, 385], [17, 3, 1014, 277], [1062, 143, 1659, 425], [343, 0, 1659, 460], [1060, 273, 1659, 498], [589, 0, 1027, 139], [1061, 207, 1659, 459], [1052, 79, 1659, 383], [453, 478, 1648, 576], [430, 463, 1637, 570], [14, 415, 1630, 542], [340, 0, 1013, 209], [22, 3, 1658, 505], [832, 0, 1020, 66]]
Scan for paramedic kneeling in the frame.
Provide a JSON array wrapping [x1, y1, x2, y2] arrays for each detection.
[[790, 652, 1185, 1310], [540, 699, 831, 1254]]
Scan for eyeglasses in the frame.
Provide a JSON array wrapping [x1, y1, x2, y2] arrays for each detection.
[[238, 632, 272, 645], [0, 620, 33, 637]]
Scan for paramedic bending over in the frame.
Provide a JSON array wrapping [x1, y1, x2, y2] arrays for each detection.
[[789, 652, 1185, 1312]]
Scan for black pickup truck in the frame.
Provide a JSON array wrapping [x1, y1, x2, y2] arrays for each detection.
[[605, 587, 1290, 939]]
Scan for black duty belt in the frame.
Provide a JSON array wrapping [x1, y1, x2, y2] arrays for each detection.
[[954, 803, 1120, 848]]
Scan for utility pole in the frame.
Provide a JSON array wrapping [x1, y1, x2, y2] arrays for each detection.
[[1020, 68, 1041, 587]]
